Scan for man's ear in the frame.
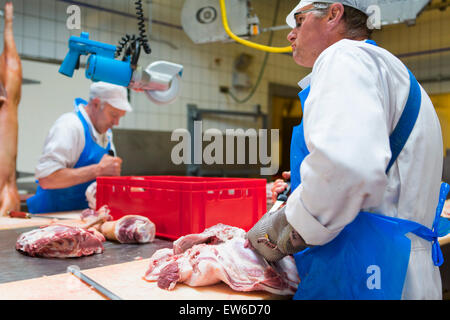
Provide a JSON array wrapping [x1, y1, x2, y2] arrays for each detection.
[[328, 3, 345, 25], [91, 97, 100, 109]]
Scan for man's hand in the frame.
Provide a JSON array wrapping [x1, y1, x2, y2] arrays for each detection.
[[38, 155, 122, 190], [245, 205, 308, 262], [271, 171, 290, 203], [97, 154, 122, 176]]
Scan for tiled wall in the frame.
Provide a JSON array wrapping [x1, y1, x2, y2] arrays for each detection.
[[1, 0, 450, 173], [1, 0, 306, 134], [124, 0, 302, 133], [3, 0, 450, 132], [372, 6, 450, 95]]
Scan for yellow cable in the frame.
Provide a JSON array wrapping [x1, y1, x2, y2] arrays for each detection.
[[219, 0, 292, 53]]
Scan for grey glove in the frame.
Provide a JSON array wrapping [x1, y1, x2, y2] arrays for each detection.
[[246, 205, 308, 262]]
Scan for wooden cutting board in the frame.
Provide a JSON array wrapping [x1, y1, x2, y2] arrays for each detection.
[[0, 211, 83, 230], [0, 216, 55, 230], [35, 210, 84, 220], [0, 258, 283, 300]]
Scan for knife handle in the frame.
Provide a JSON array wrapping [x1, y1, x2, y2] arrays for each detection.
[[276, 181, 291, 202], [8, 211, 31, 219]]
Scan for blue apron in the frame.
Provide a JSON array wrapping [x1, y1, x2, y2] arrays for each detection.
[[27, 98, 111, 213], [290, 40, 450, 300]]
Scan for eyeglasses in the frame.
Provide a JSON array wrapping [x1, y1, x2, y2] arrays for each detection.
[[294, 9, 315, 28], [293, 4, 330, 28]]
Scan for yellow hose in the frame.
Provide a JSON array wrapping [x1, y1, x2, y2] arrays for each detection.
[[219, 0, 292, 53]]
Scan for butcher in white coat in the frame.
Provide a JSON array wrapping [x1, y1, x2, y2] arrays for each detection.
[[246, 0, 446, 300], [27, 82, 131, 213]]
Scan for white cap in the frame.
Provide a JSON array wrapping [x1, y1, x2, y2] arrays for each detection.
[[89, 81, 133, 112], [286, 0, 373, 28]]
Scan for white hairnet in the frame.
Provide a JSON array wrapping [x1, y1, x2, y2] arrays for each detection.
[[89, 81, 132, 112], [286, 0, 375, 28]]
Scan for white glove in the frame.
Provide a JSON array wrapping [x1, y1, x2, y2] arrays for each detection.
[[85, 181, 97, 209]]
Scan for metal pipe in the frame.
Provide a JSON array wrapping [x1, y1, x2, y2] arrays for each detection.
[[57, 0, 179, 49], [418, 75, 450, 84], [261, 25, 290, 33], [56, 0, 183, 30], [397, 47, 450, 59], [425, 1, 450, 11]]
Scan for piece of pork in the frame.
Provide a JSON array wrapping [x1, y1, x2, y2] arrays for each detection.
[[85, 181, 97, 209], [80, 205, 112, 222], [81, 205, 155, 244], [144, 224, 300, 295], [16, 224, 105, 258], [100, 215, 155, 244], [172, 223, 246, 254]]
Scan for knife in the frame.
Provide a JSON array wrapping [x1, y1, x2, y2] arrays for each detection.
[[7, 210, 52, 219], [7, 210, 71, 220], [268, 181, 291, 213], [67, 265, 122, 300]]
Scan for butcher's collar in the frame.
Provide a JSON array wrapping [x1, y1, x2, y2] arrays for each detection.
[[298, 73, 312, 90], [77, 102, 108, 144]]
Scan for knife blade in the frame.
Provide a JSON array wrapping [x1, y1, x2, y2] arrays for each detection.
[[7, 210, 55, 219], [269, 181, 291, 213], [67, 265, 122, 300], [7, 210, 65, 220], [8, 211, 71, 221]]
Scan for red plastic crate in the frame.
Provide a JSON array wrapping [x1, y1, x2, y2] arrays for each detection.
[[96, 176, 267, 240]]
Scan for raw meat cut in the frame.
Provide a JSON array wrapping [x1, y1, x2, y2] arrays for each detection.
[[0, 3, 22, 216], [173, 223, 246, 254], [115, 215, 155, 243], [85, 181, 97, 209], [144, 224, 300, 295], [80, 205, 112, 222], [53, 205, 111, 230], [100, 215, 155, 244], [16, 224, 105, 258], [81, 205, 155, 244], [80, 208, 96, 220]]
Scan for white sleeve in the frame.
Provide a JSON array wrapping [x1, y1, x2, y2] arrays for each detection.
[[35, 114, 85, 179], [285, 45, 392, 246]]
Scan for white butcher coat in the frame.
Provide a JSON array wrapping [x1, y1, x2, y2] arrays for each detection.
[[35, 101, 115, 180], [285, 39, 444, 300]]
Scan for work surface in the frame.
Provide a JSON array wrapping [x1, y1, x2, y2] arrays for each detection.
[[0, 226, 172, 284], [0, 212, 281, 300], [0, 258, 274, 300]]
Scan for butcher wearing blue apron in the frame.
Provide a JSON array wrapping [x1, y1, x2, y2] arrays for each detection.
[[246, 0, 450, 299], [27, 82, 131, 213]]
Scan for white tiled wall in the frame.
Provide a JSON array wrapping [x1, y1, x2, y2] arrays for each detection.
[[2, 0, 450, 132], [372, 6, 450, 95], [1, 0, 307, 135]]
